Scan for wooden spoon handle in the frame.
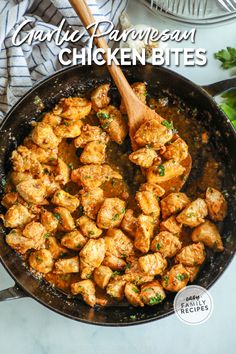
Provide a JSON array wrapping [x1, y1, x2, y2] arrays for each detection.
[[69, 0, 138, 113]]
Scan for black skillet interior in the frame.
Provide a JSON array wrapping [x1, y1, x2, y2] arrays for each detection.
[[0, 64, 236, 326]]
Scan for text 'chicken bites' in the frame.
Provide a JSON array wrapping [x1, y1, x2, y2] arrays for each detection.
[[0, 83, 227, 308]]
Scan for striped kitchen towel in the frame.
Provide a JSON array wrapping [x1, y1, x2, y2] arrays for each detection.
[[0, 0, 128, 121]]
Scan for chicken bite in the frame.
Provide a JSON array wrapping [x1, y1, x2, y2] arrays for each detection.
[[11, 145, 42, 175], [3, 204, 33, 228], [71, 164, 122, 190], [94, 265, 113, 289], [102, 254, 127, 271], [71, 279, 96, 307], [184, 265, 200, 282], [32, 122, 60, 149], [134, 119, 173, 149], [42, 112, 62, 126], [41, 210, 59, 233], [191, 220, 224, 252], [151, 231, 182, 258], [147, 159, 185, 184], [54, 97, 92, 120], [74, 124, 109, 148], [61, 230, 87, 251], [91, 84, 111, 111], [139, 182, 165, 197], [22, 221, 45, 248], [54, 120, 83, 138], [1, 192, 18, 209], [6, 229, 36, 254], [80, 141, 106, 164], [129, 147, 157, 168], [54, 207, 75, 231], [121, 209, 137, 238], [97, 198, 126, 229], [51, 190, 80, 213], [97, 105, 128, 144], [16, 179, 47, 205], [205, 187, 227, 222], [54, 256, 79, 274], [80, 238, 106, 268], [138, 253, 167, 276], [134, 214, 154, 253], [54, 158, 70, 185], [160, 215, 182, 235], [105, 228, 134, 259], [77, 215, 102, 238], [162, 137, 188, 162], [124, 283, 144, 307], [161, 192, 190, 219], [162, 264, 189, 292], [106, 278, 126, 300], [28, 249, 54, 274], [46, 236, 68, 259], [135, 190, 160, 219], [175, 242, 206, 266], [176, 198, 208, 228], [140, 280, 166, 306], [80, 188, 104, 220]]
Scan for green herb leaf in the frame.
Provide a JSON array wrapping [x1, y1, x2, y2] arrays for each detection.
[[176, 273, 186, 281], [156, 243, 161, 251], [157, 164, 165, 177], [112, 213, 120, 221], [214, 47, 236, 69], [149, 294, 163, 305], [161, 120, 174, 130], [130, 315, 136, 320], [54, 213, 61, 221], [97, 112, 110, 120]]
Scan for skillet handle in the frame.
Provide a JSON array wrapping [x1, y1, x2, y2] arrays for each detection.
[[0, 284, 26, 301], [202, 77, 236, 96]]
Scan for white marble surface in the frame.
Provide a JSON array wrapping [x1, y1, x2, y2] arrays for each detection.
[[1, 1, 236, 353]]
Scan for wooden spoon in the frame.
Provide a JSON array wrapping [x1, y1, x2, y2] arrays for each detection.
[[69, 0, 192, 193]]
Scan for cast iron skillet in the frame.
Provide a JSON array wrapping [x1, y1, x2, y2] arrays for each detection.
[[0, 64, 236, 326]]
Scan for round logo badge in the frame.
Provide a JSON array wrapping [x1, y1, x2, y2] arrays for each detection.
[[174, 285, 214, 325]]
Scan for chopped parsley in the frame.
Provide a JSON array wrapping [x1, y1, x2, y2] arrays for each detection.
[[121, 207, 126, 214], [44, 233, 50, 239], [176, 273, 186, 281], [64, 121, 70, 126], [113, 271, 121, 276], [1, 178, 7, 187], [97, 112, 110, 120], [54, 213, 61, 221], [34, 96, 44, 108], [101, 122, 110, 129], [161, 120, 174, 130], [125, 263, 131, 270], [149, 294, 163, 305], [112, 213, 120, 221], [68, 163, 74, 170], [214, 47, 236, 69], [163, 275, 169, 286], [130, 315, 137, 320], [187, 212, 196, 219], [156, 243, 161, 251], [36, 255, 43, 263], [132, 287, 139, 293], [157, 164, 165, 177], [89, 231, 95, 236]]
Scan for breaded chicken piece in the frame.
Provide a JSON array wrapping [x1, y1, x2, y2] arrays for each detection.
[[42, 112, 62, 126], [121, 209, 137, 238], [97, 105, 128, 144], [106, 278, 126, 300], [105, 228, 134, 259], [140, 280, 166, 306], [162, 264, 189, 292], [51, 190, 80, 213], [102, 254, 127, 271], [175, 242, 206, 266], [151, 231, 182, 258], [2, 204, 33, 228], [54, 256, 79, 274], [80, 188, 104, 220], [46, 236, 68, 259], [71, 279, 96, 307], [147, 159, 185, 184], [184, 265, 200, 282], [176, 198, 208, 228], [74, 124, 109, 148], [22, 221, 45, 248], [138, 253, 167, 276], [134, 214, 154, 253], [139, 182, 165, 197], [53, 97, 92, 120], [28, 249, 54, 274], [135, 190, 160, 219], [134, 119, 173, 149], [162, 137, 188, 162], [191, 220, 224, 252], [1, 192, 18, 209], [54, 120, 83, 138], [61, 230, 87, 251], [54, 158, 70, 185], [94, 265, 113, 289], [54, 207, 75, 231], [41, 210, 59, 233], [11, 145, 42, 175], [129, 147, 157, 168], [80, 238, 106, 268], [71, 164, 122, 190], [80, 141, 106, 164], [97, 198, 126, 229], [10, 171, 33, 186], [205, 187, 227, 222], [32, 122, 60, 149], [160, 215, 182, 235], [77, 215, 102, 238], [91, 84, 110, 111], [161, 192, 190, 219], [124, 283, 144, 307], [6, 229, 37, 254]]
